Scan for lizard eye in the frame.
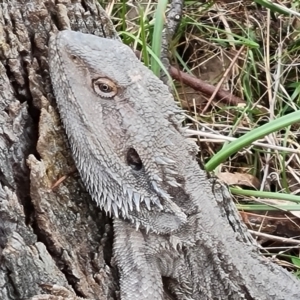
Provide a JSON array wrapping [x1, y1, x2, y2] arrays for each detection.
[[93, 78, 117, 98]]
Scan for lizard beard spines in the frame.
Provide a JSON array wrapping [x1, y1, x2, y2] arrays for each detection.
[[86, 169, 187, 234], [96, 180, 164, 221], [99, 186, 187, 234]]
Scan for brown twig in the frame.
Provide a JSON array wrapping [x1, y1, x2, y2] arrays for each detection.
[[201, 45, 246, 113], [135, 50, 245, 107], [249, 230, 300, 245], [51, 167, 77, 190], [169, 65, 245, 107]]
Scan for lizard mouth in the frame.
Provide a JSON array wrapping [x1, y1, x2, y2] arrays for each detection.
[[126, 148, 143, 171]]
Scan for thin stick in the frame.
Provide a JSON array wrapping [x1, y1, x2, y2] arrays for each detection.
[[202, 45, 245, 114]]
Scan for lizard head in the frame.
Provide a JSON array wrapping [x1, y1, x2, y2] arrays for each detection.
[[49, 30, 199, 234]]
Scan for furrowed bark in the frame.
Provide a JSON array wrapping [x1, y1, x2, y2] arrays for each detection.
[[0, 1, 118, 299]]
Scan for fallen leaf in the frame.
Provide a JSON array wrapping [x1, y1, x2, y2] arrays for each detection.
[[217, 172, 260, 189]]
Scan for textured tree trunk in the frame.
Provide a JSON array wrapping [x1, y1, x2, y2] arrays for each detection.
[[0, 1, 118, 299]]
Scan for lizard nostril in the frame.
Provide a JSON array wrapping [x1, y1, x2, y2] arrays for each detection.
[[127, 148, 143, 171]]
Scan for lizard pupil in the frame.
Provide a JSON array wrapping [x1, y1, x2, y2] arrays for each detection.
[[100, 83, 111, 92], [93, 78, 117, 97], [127, 148, 143, 171]]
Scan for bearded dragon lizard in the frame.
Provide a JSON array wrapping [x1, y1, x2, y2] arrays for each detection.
[[48, 30, 300, 300]]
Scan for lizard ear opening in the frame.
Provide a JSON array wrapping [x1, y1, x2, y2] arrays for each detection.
[[126, 148, 143, 171]]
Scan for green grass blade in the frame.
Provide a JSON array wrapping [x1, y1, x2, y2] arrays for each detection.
[[253, 0, 300, 16], [184, 19, 260, 48], [236, 204, 300, 211], [205, 111, 300, 171], [231, 188, 300, 203], [138, 7, 149, 67], [151, 0, 168, 76]]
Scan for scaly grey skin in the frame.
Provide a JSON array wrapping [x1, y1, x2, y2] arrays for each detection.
[[49, 30, 300, 300]]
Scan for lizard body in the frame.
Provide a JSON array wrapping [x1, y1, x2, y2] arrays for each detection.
[[49, 30, 300, 300]]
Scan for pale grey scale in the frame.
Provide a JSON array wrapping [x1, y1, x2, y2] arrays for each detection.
[[133, 192, 140, 211], [166, 179, 182, 188], [152, 183, 172, 201], [160, 156, 176, 165], [154, 157, 169, 165], [184, 140, 199, 154], [116, 195, 123, 209], [103, 193, 114, 209], [103, 201, 111, 216], [165, 168, 178, 175], [144, 197, 151, 210], [151, 181, 164, 197], [135, 221, 140, 231], [176, 116, 187, 124], [126, 195, 133, 211], [101, 188, 108, 207], [112, 202, 119, 218], [152, 157, 180, 190], [181, 126, 193, 136], [96, 193, 104, 208], [121, 198, 128, 217], [164, 137, 174, 147], [151, 174, 163, 182], [150, 195, 163, 209]]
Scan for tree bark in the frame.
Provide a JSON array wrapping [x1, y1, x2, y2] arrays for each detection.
[[0, 1, 118, 299]]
